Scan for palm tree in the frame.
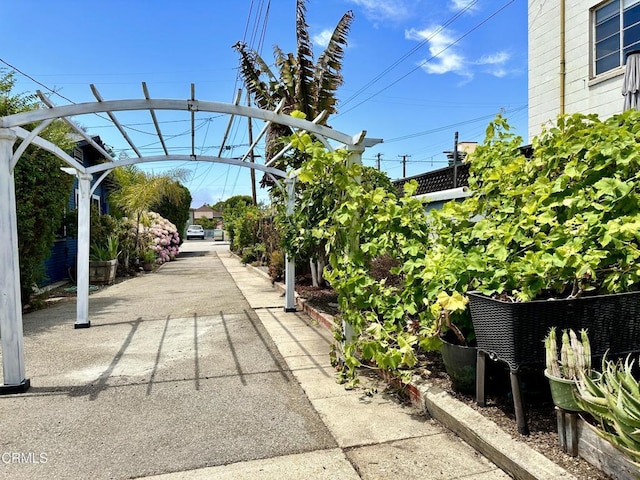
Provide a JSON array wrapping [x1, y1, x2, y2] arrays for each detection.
[[233, 0, 353, 168]]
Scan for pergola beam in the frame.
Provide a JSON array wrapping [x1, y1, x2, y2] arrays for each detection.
[[265, 110, 331, 168], [13, 126, 86, 172], [86, 154, 287, 178], [239, 98, 286, 163], [36, 90, 115, 163], [217, 89, 243, 157], [142, 82, 169, 156], [0, 99, 362, 148], [90, 84, 143, 157]]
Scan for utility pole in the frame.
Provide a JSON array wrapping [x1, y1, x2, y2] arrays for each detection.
[[247, 92, 257, 206], [453, 131, 459, 188], [399, 154, 411, 178], [376, 152, 383, 171]]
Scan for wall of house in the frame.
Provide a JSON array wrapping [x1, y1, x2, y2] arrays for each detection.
[[528, 0, 626, 141]]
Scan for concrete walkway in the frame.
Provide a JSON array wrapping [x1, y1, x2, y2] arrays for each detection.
[[0, 241, 531, 478]]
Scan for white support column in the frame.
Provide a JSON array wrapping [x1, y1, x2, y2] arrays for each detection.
[[343, 150, 364, 344], [75, 172, 93, 328], [0, 128, 30, 393], [284, 177, 296, 312]]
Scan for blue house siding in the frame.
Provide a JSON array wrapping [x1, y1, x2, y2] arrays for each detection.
[[41, 136, 111, 287], [43, 240, 74, 284]]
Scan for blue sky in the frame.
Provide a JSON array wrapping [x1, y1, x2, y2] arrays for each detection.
[[1, 0, 527, 207]]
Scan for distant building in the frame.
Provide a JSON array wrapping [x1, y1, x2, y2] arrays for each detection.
[[189, 205, 223, 228]]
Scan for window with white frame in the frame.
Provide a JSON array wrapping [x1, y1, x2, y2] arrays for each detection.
[[594, 0, 640, 75]]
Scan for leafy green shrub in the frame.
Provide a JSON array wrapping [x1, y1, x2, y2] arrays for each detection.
[[268, 250, 285, 282], [440, 110, 640, 302], [288, 132, 468, 381], [241, 243, 265, 264], [2, 70, 76, 303]]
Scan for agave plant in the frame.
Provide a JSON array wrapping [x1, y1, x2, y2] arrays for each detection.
[[90, 235, 120, 261], [575, 355, 640, 466]]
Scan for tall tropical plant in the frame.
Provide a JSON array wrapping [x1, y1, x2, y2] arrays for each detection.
[[233, 0, 353, 168]]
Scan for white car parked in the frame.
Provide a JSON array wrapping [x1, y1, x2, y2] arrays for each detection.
[[186, 225, 205, 240]]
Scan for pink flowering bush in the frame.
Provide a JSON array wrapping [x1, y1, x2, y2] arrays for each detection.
[[145, 212, 180, 263]]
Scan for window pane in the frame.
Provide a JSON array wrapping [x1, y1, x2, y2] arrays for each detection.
[[596, 33, 621, 59], [597, 52, 621, 74], [624, 0, 640, 9], [597, 0, 620, 24], [624, 22, 640, 47], [598, 15, 621, 39], [624, 3, 640, 27], [624, 42, 640, 58]]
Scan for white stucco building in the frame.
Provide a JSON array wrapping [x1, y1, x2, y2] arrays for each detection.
[[528, 0, 640, 140]]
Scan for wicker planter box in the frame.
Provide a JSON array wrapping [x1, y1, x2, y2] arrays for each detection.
[[468, 290, 640, 434], [89, 259, 117, 285], [468, 291, 640, 371]]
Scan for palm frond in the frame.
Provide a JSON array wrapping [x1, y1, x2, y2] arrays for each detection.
[[295, 0, 315, 118], [233, 41, 278, 110], [273, 46, 297, 110], [314, 10, 354, 117]]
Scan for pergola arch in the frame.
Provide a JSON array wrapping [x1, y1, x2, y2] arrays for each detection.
[[0, 83, 382, 393]]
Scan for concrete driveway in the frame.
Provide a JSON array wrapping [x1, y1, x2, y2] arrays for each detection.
[[0, 241, 527, 480], [0, 242, 336, 479]]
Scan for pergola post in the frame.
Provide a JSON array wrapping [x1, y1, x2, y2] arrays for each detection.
[[284, 177, 296, 312], [75, 172, 93, 328], [341, 150, 364, 345], [0, 128, 30, 393]]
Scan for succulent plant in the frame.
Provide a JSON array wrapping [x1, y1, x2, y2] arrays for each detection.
[[544, 327, 592, 380]]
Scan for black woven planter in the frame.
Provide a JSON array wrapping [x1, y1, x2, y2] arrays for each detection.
[[468, 290, 640, 372], [469, 290, 640, 434]]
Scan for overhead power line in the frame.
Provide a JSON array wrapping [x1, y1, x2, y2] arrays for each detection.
[[340, 0, 480, 109], [385, 104, 527, 143], [337, 0, 516, 118]]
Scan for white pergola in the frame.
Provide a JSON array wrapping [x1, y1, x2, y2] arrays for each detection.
[[0, 83, 381, 393]]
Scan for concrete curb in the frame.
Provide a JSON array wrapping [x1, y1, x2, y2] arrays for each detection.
[[239, 257, 576, 479]]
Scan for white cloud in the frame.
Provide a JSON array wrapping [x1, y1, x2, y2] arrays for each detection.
[[347, 0, 412, 23], [475, 51, 511, 77], [406, 26, 514, 82], [449, 0, 479, 13], [313, 29, 334, 47], [476, 51, 510, 65], [406, 26, 472, 81]]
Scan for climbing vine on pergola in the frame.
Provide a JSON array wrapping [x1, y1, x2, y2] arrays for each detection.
[[0, 82, 381, 393]]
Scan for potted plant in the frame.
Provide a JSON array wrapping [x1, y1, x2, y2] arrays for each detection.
[[141, 249, 156, 272], [544, 327, 592, 412], [89, 235, 120, 284], [433, 291, 478, 394]]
